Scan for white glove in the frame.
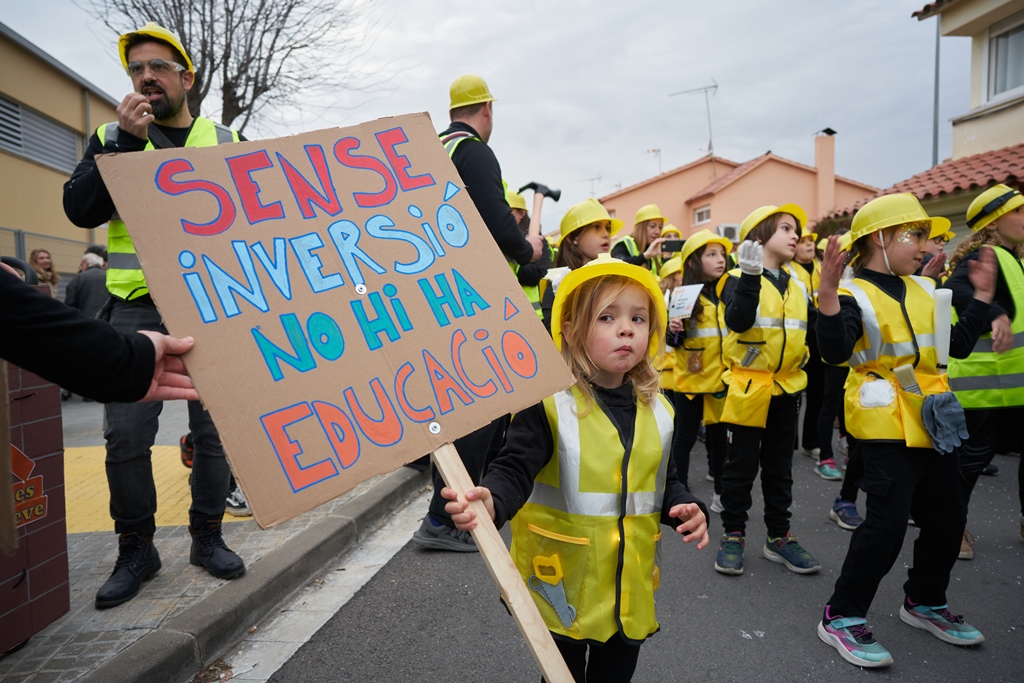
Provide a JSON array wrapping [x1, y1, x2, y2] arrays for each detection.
[[737, 241, 763, 276]]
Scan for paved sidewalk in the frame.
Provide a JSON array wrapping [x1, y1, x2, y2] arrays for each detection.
[[0, 396, 430, 683]]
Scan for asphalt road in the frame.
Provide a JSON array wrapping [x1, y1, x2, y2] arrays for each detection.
[[267, 448, 1023, 682]]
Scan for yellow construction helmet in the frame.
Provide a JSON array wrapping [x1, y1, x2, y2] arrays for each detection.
[[843, 193, 949, 251], [679, 229, 732, 272], [659, 256, 682, 280], [966, 184, 1023, 232], [558, 198, 623, 245], [634, 204, 667, 226], [661, 224, 682, 238], [505, 188, 527, 211], [816, 237, 829, 251], [449, 74, 496, 110], [800, 224, 819, 242], [936, 228, 956, 243], [119, 22, 194, 73], [739, 204, 809, 242], [551, 253, 666, 354]]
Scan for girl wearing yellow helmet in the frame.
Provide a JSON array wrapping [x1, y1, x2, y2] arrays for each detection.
[[611, 204, 669, 276], [713, 205, 819, 578], [815, 194, 997, 668], [944, 184, 1024, 560], [440, 255, 709, 680], [664, 230, 730, 508]]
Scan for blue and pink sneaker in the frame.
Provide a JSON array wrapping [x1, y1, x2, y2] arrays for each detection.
[[817, 607, 893, 668], [899, 599, 985, 645]]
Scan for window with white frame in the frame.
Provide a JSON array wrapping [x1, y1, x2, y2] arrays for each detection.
[[989, 11, 1024, 101], [694, 205, 711, 225], [0, 95, 80, 174]]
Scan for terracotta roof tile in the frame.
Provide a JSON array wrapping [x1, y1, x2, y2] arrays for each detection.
[[912, 0, 960, 20], [831, 143, 1024, 217]]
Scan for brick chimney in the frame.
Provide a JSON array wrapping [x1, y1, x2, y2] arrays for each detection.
[[815, 128, 836, 219]]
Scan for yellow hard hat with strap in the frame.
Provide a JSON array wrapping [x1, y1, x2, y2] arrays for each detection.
[[966, 184, 1023, 232], [842, 193, 949, 251]]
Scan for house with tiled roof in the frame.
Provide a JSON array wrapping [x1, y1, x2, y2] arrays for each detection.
[[832, 0, 1024, 233], [600, 131, 878, 242]]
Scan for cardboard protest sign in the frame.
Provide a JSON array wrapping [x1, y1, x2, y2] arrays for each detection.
[[96, 113, 573, 529]]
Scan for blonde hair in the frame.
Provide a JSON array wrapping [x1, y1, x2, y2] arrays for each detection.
[[948, 225, 1024, 273], [557, 275, 661, 415]]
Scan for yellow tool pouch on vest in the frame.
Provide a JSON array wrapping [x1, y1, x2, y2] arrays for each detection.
[[519, 522, 591, 636], [721, 366, 775, 428], [703, 393, 727, 425], [897, 374, 951, 449]]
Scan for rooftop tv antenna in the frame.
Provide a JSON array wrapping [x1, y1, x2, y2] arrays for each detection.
[[579, 174, 602, 197], [670, 79, 719, 176], [646, 148, 662, 174]]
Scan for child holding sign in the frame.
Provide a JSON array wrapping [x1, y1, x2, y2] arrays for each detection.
[[815, 194, 994, 668], [442, 254, 709, 682], [713, 205, 819, 577], [666, 230, 731, 507]]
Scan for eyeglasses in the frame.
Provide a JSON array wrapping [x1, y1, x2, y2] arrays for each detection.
[[126, 59, 186, 78]]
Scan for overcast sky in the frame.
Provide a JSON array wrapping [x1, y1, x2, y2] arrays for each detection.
[[4, 0, 972, 227]]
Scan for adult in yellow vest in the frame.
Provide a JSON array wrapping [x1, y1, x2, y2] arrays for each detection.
[[816, 193, 994, 668], [415, 75, 545, 553], [62, 23, 245, 609], [611, 204, 669, 275], [945, 184, 1024, 559], [713, 204, 819, 577]]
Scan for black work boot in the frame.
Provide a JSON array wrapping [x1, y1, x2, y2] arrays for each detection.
[[95, 532, 161, 609], [189, 521, 246, 579]]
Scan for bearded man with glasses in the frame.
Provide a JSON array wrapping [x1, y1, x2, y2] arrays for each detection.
[[63, 22, 247, 609]]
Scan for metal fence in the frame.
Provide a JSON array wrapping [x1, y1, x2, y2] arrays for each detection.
[[1, 226, 103, 300]]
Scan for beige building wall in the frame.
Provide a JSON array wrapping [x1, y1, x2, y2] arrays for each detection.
[[0, 28, 118, 276]]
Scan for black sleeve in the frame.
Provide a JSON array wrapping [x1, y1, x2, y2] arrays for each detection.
[[661, 455, 709, 527], [452, 142, 533, 266], [1, 269, 155, 402], [949, 298, 993, 359], [721, 272, 761, 333], [63, 129, 148, 228], [480, 402, 554, 529], [944, 252, 1006, 329], [540, 284, 554, 334], [517, 242, 551, 287], [611, 240, 647, 267], [815, 295, 864, 365]]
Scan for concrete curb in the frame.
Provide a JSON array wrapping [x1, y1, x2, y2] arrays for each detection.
[[79, 467, 430, 683]]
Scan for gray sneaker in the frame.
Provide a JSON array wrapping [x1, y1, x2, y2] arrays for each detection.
[[412, 517, 478, 552]]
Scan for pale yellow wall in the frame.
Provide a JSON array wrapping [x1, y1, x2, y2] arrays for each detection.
[[952, 103, 1024, 156], [941, 0, 1024, 36], [0, 34, 116, 275]]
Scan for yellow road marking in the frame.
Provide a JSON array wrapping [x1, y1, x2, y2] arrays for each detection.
[[64, 446, 245, 533]]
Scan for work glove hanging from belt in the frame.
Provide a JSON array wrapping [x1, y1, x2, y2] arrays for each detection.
[[921, 392, 970, 455], [737, 241, 764, 276]]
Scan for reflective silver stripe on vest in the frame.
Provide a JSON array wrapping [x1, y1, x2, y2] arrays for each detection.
[[909, 275, 936, 297], [107, 252, 141, 270], [104, 122, 120, 143], [972, 330, 1024, 354], [950, 371, 1024, 392], [845, 281, 882, 367], [686, 327, 722, 339], [753, 317, 808, 331], [879, 335, 934, 359], [528, 389, 670, 517], [213, 122, 233, 144]]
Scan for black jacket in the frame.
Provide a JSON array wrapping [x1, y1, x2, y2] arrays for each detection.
[[1, 269, 154, 402], [943, 246, 1020, 331], [440, 122, 533, 266]]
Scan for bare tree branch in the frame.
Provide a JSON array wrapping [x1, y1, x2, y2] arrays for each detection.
[[78, 0, 381, 133]]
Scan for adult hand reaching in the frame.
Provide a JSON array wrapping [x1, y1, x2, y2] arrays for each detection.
[[137, 331, 199, 402]]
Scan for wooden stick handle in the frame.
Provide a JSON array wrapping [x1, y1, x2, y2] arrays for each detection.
[[529, 192, 544, 237], [431, 443, 573, 683]]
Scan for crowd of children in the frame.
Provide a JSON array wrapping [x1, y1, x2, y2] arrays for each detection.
[[434, 189, 1023, 680]]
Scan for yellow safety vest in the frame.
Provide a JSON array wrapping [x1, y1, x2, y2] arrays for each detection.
[[97, 118, 238, 300], [510, 248, 548, 319], [716, 268, 808, 427], [657, 345, 675, 391], [619, 235, 661, 277], [784, 259, 821, 308], [510, 386, 673, 643], [672, 293, 726, 395], [949, 246, 1024, 408], [841, 275, 949, 446]]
